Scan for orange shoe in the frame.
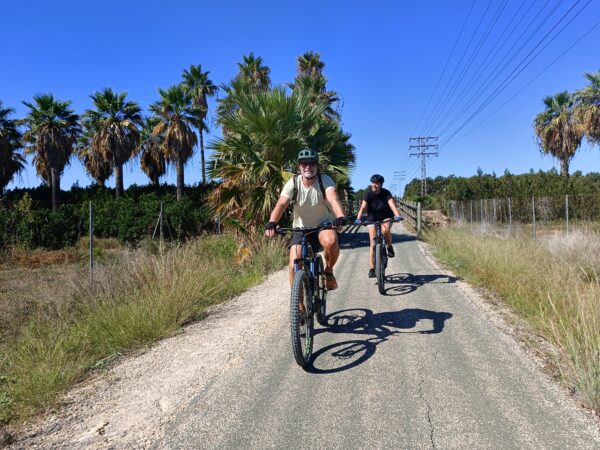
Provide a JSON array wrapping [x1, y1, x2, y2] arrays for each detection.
[[324, 271, 338, 291]]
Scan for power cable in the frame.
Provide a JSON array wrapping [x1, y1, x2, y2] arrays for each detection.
[[443, 18, 600, 149], [441, 0, 593, 147]]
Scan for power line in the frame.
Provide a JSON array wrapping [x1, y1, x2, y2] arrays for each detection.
[[441, 0, 593, 147], [420, 0, 495, 135], [410, 0, 477, 137], [427, 0, 533, 137], [433, 0, 564, 138], [444, 18, 600, 149], [424, 0, 511, 136]]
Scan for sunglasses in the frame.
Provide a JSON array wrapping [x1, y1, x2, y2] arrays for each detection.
[[299, 160, 317, 167]]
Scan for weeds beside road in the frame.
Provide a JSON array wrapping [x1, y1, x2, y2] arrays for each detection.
[[427, 224, 600, 414], [0, 234, 286, 425]]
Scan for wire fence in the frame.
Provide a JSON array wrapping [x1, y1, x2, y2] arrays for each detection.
[[447, 194, 600, 237]]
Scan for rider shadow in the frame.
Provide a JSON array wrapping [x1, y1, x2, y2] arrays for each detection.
[[308, 307, 453, 374], [383, 272, 457, 296]]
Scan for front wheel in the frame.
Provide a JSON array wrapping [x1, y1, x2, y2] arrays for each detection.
[[315, 255, 327, 326], [290, 269, 314, 367], [375, 243, 386, 295]]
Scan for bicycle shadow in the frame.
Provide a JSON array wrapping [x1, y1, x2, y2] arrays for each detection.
[[382, 272, 457, 296], [307, 307, 453, 374]]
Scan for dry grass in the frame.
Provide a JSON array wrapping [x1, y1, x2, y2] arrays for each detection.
[[427, 224, 600, 413], [0, 233, 286, 424]]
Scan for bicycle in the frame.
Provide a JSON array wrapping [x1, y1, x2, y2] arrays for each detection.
[[277, 223, 331, 368], [357, 217, 401, 295]]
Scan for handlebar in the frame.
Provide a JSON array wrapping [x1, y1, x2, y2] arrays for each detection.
[[276, 222, 334, 236], [356, 217, 403, 226]]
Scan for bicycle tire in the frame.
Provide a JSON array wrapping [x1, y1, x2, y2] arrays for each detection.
[[315, 255, 328, 327], [375, 243, 385, 295], [290, 269, 314, 367]]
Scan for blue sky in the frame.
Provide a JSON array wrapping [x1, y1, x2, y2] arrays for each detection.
[[3, 0, 600, 195]]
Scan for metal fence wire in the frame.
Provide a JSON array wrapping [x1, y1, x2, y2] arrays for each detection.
[[447, 194, 600, 236]]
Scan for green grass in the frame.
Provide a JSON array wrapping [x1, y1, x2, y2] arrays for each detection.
[[426, 224, 600, 412], [0, 234, 286, 424]]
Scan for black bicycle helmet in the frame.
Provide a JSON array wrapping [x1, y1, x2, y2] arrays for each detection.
[[297, 148, 319, 162], [370, 174, 384, 183]]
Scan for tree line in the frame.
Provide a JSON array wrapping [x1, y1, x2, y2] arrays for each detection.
[[404, 168, 600, 210], [1, 51, 355, 233]]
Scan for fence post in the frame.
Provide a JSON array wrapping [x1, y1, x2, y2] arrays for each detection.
[[89, 201, 94, 290], [470, 200, 473, 226], [532, 197, 536, 239], [565, 194, 569, 233], [417, 202, 422, 237], [480, 199, 484, 223], [508, 197, 512, 236]]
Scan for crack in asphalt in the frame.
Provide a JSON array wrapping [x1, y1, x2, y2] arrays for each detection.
[[417, 353, 436, 450]]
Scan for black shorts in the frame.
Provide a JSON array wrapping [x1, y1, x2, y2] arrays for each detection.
[[289, 230, 323, 254]]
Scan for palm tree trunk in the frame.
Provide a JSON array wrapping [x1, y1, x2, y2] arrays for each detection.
[[176, 157, 184, 201], [51, 167, 59, 210], [560, 158, 569, 177], [115, 164, 124, 197], [200, 129, 206, 184]]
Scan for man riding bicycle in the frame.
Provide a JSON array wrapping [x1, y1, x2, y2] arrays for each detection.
[[355, 174, 402, 278], [265, 148, 346, 291]]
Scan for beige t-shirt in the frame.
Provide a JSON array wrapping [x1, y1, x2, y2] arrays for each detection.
[[281, 174, 336, 227]]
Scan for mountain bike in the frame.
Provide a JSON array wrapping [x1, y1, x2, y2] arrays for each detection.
[[359, 217, 401, 295], [277, 223, 331, 368]]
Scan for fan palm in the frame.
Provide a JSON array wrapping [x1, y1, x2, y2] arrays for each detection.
[[293, 52, 340, 121], [21, 94, 80, 209], [0, 101, 25, 193], [182, 64, 218, 184], [575, 70, 600, 146], [84, 88, 142, 197], [236, 53, 271, 89], [297, 51, 325, 77], [150, 85, 199, 200], [78, 120, 113, 187], [533, 91, 584, 177], [137, 117, 166, 186], [209, 86, 355, 228]]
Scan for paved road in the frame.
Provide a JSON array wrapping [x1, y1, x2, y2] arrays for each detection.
[[160, 224, 600, 449]]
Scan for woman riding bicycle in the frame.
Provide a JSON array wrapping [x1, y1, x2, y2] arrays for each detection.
[[355, 174, 402, 278]]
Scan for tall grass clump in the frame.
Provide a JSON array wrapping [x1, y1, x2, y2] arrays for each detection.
[[427, 224, 600, 412], [0, 233, 286, 424]]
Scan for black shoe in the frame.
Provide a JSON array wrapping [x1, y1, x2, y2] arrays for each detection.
[[387, 245, 395, 258], [368, 268, 376, 278]]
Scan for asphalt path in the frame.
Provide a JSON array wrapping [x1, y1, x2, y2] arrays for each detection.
[[159, 223, 600, 449]]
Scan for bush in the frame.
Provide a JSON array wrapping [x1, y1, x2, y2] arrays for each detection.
[[0, 185, 214, 249]]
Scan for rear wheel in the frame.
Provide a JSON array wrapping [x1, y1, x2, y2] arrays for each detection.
[[315, 255, 327, 326], [290, 269, 313, 367], [375, 243, 386, 295]]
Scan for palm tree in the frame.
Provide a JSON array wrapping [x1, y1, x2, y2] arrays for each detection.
[[533, 91, 584, 177], [209, 86, 355, 228], [297, 51, 325, 77], [236, 53, 271, 89], [0, 101, 25, 193], [181, 64, 218, 184], [292, 52, 340, 121], [21, 94, 80, 209], [575, 70, 600, 146], [84, 88, 142, 197], [137, 117, 166, 186], [78, 120, 113, 187], [150, 85, 199, 200]]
